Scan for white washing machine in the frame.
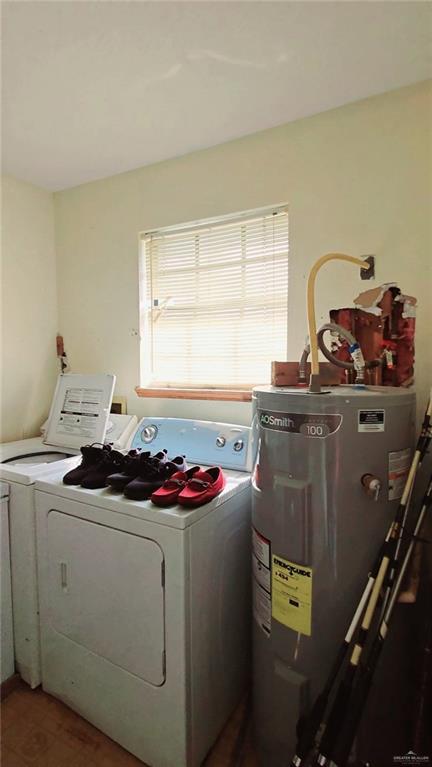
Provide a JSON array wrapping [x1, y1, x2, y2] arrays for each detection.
[[35, 418, 252, 767], [0, 372, 137, 688]]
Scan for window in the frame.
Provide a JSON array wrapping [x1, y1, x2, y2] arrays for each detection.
[[139, 206, 288, 394]]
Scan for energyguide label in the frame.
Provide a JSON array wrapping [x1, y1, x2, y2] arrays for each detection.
[[272, 554, 313, 636]]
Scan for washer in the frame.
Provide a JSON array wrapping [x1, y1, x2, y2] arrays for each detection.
[[0, 372, 136, 688], [35, 417, 252, 767]]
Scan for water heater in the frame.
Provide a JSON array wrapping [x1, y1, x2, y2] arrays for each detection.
[[251, 385, 415, 766]]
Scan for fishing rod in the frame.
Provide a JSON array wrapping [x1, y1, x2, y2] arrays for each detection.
[[312, 393, 432, 767], [330, 473, 432, 767], [290, 392, 432, 767], [313, 533, 393, 767], [289, 546, 383, 767], [379, 391, 432, 619]]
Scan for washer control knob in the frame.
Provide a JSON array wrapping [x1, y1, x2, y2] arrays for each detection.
[[216, 436, 226, 448], [233, 439, 244, 452], [141, 425, 158, 443]]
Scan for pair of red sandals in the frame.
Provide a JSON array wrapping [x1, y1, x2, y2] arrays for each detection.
[[151, 465, 225, 508]]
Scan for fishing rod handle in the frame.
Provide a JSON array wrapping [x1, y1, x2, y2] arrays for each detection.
[[380, 480, 416, 617], [321, 548, 388, 765], [345, 576, 374, 644], [335, 476, 432, 765], [331, 642, 383, 767], [399, 392, 431, 505], [383, 476, 432, 627], [291, 640, 350, 765], [293, 684, 338, 761], [418, 390, 432, 456], [358, 545, 391, 635], [315, 668, 356, 763], [290, 575, 376, 767]]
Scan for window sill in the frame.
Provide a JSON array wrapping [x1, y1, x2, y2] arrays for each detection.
[[135, 386, 252, 402]]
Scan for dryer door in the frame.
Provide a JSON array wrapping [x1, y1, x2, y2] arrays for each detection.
[[47, 511, 165, 686]]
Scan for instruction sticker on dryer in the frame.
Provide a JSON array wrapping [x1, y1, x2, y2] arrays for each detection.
[[57, 388, 105, 439], [272, 555, 312, 636], [252, 528, 271, 636]]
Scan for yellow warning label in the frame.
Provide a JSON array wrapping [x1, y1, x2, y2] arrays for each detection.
[[271, 555, 312, 636]]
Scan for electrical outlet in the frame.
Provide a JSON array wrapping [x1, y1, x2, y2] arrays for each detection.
[[361, 255, 375, 280]]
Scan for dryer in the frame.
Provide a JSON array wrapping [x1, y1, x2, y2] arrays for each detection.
[[0, 372, 137, 687], [35, 417, 252, 767], [1, 482, 14, 684]]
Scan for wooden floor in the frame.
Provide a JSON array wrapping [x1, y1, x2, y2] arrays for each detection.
[[1, 683, 259, 767]]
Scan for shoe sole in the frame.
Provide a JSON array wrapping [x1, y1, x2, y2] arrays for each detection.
[[151, 494, 179, 507], [106, 478, 133, 491]]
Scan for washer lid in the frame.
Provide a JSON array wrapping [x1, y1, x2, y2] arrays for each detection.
[[44, 373, 116, 450], [0, 437, 80, 485]]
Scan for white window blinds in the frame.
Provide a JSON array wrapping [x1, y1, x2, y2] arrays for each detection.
[[141, 207, 288, 387]]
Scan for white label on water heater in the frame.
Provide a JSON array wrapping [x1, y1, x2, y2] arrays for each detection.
[[253, 553, 271, 592], [358, 409, 385, 432], [253, 581, 271, 637], [388, 447, 411, 501], [252, 528, 270, 568], [252, 528, 271, 636]]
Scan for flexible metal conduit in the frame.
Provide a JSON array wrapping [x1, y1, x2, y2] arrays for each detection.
[[299, 323, 368, 385], [317, 323, 366, 384], [307, 254, 369, 392]]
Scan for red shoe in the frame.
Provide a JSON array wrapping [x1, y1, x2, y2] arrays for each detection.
[[178, 467, 225, 508], [151, 466, 200, 506]]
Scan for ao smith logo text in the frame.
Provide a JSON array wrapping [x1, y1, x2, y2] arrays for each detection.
[[258, 409, 342, 438], [260, 413, 295, 428]]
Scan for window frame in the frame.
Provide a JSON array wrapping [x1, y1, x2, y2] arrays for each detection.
[[137, 204, 288, 401]]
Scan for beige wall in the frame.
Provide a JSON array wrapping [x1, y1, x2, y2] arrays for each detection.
[[54, 81, 431, 425], [1, 176, 58, 441]]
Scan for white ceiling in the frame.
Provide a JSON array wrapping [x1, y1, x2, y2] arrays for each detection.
[[2, 1, 431, 191]]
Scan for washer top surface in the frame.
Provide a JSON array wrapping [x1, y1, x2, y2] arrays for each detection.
[[0, 373, 119, 485], [0, 413, 140, 486], [0, 437, 80, 486], [35, 467, 250, 530], [35, 418, 252, 524]]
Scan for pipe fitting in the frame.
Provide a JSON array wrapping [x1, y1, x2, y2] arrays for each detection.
[[361, 474, 381, 501]]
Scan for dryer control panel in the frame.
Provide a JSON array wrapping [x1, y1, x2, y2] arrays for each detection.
[[130, 418, 252, 472]]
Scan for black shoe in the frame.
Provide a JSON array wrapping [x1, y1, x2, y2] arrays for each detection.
[[80, 449, 128, 489], [63, 443, 111, 485], [123, 456, 180, 501], [105, 449, 150, 491]]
